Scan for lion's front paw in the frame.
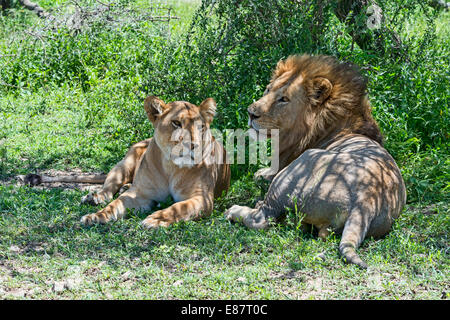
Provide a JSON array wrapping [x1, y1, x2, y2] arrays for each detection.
[[81, 192, 108, 206], [254, 167, 277, 182], [141, 211, 173, 229], [225, 205, 253, 224], [225, 205, 269, 229], [80, 209, 111, 226]]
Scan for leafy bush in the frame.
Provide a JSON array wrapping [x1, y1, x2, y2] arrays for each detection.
[[147, 0, 449, 202], [0, 0, 448, 202]]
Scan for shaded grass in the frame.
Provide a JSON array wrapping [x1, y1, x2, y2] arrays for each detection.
[[0, 184, 448, 299], [0, 86, 448, 298]]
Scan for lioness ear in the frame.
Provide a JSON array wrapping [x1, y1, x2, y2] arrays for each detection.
[[144, 96, 168, 123], [307, 77, 333, 106], [199, 98, 216, 124]]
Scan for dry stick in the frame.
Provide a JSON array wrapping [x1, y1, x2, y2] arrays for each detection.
[[167, 7, 171, 41], [24, 173, 107, 186], [95, 0, 111, 8], [0, 80, 28, 90]]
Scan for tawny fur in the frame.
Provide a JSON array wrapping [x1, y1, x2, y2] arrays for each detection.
[[226, 54, 406, 268], [76, 96, 230, 228]]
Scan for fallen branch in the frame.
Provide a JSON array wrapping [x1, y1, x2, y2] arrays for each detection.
[[18, 0, 54, 19], [23, 173, 107, 186]]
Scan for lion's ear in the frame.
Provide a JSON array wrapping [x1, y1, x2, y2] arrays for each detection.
[[199, 98, 216, 124], [307, 77, 333, 106], [144, 96, 169, 123]]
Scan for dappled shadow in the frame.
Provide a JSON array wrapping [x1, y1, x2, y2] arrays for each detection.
[[2, 180, 446, 277], [261, 136, 406, 232], [0, 136, 414, 271], [247, 135, 407, 267], [0, 183, 312, 269]]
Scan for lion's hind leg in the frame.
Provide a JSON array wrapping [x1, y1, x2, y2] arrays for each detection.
[[81, 140, 150, 206]]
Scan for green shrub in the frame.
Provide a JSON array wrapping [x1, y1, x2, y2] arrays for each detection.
[[0, 0, 448, 203], [147, 0, 449, 202]]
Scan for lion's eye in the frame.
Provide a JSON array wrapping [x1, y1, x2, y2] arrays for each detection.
[[171, 120, 182, 128], [278, 96, 289, 103]]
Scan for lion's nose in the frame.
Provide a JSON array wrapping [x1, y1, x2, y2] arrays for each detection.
[[248, 107, 261, 121], [190, 142, 200, 151]]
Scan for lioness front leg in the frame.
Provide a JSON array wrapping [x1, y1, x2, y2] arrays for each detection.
[[80, 188, 154, 225], [81, 140, 149, 206], [142, 194, 213, 229]]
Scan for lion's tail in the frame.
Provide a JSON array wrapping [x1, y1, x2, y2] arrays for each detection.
[[339, 209, 371, 269], [24, 173, 107, 186]]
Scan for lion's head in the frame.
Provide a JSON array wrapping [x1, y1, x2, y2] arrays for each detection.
[[144, 96, 216, 168], [248, 54, 382, 161]]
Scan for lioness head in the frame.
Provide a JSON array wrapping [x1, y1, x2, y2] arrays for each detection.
[[248, 54, 382, 153], [144, 96, 216, 168]]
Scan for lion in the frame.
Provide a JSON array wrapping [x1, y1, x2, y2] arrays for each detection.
[[225, 54, 406, 268], [26, 96, 230, 228]]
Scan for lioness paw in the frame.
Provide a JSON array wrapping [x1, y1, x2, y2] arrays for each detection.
[[80, 210, 111, 226], [141, 211, 173, 229], [81, 192, 107, 206], [80, 213, 97, 226]]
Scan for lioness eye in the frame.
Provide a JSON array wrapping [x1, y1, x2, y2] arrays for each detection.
[[171, 120, 182, 128], [279, 96, 289, 103]]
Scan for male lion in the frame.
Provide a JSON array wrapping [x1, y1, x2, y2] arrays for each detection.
[[225, 55, 406, 268], [27, 97, 230, 228]]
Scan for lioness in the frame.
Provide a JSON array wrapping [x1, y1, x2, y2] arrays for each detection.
[[27, 96, 230, 228], [225, 55, 406, 268]]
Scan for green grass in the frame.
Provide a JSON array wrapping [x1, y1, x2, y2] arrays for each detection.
[[0, 0, 449, 299], [0, 184, 448, 299]]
